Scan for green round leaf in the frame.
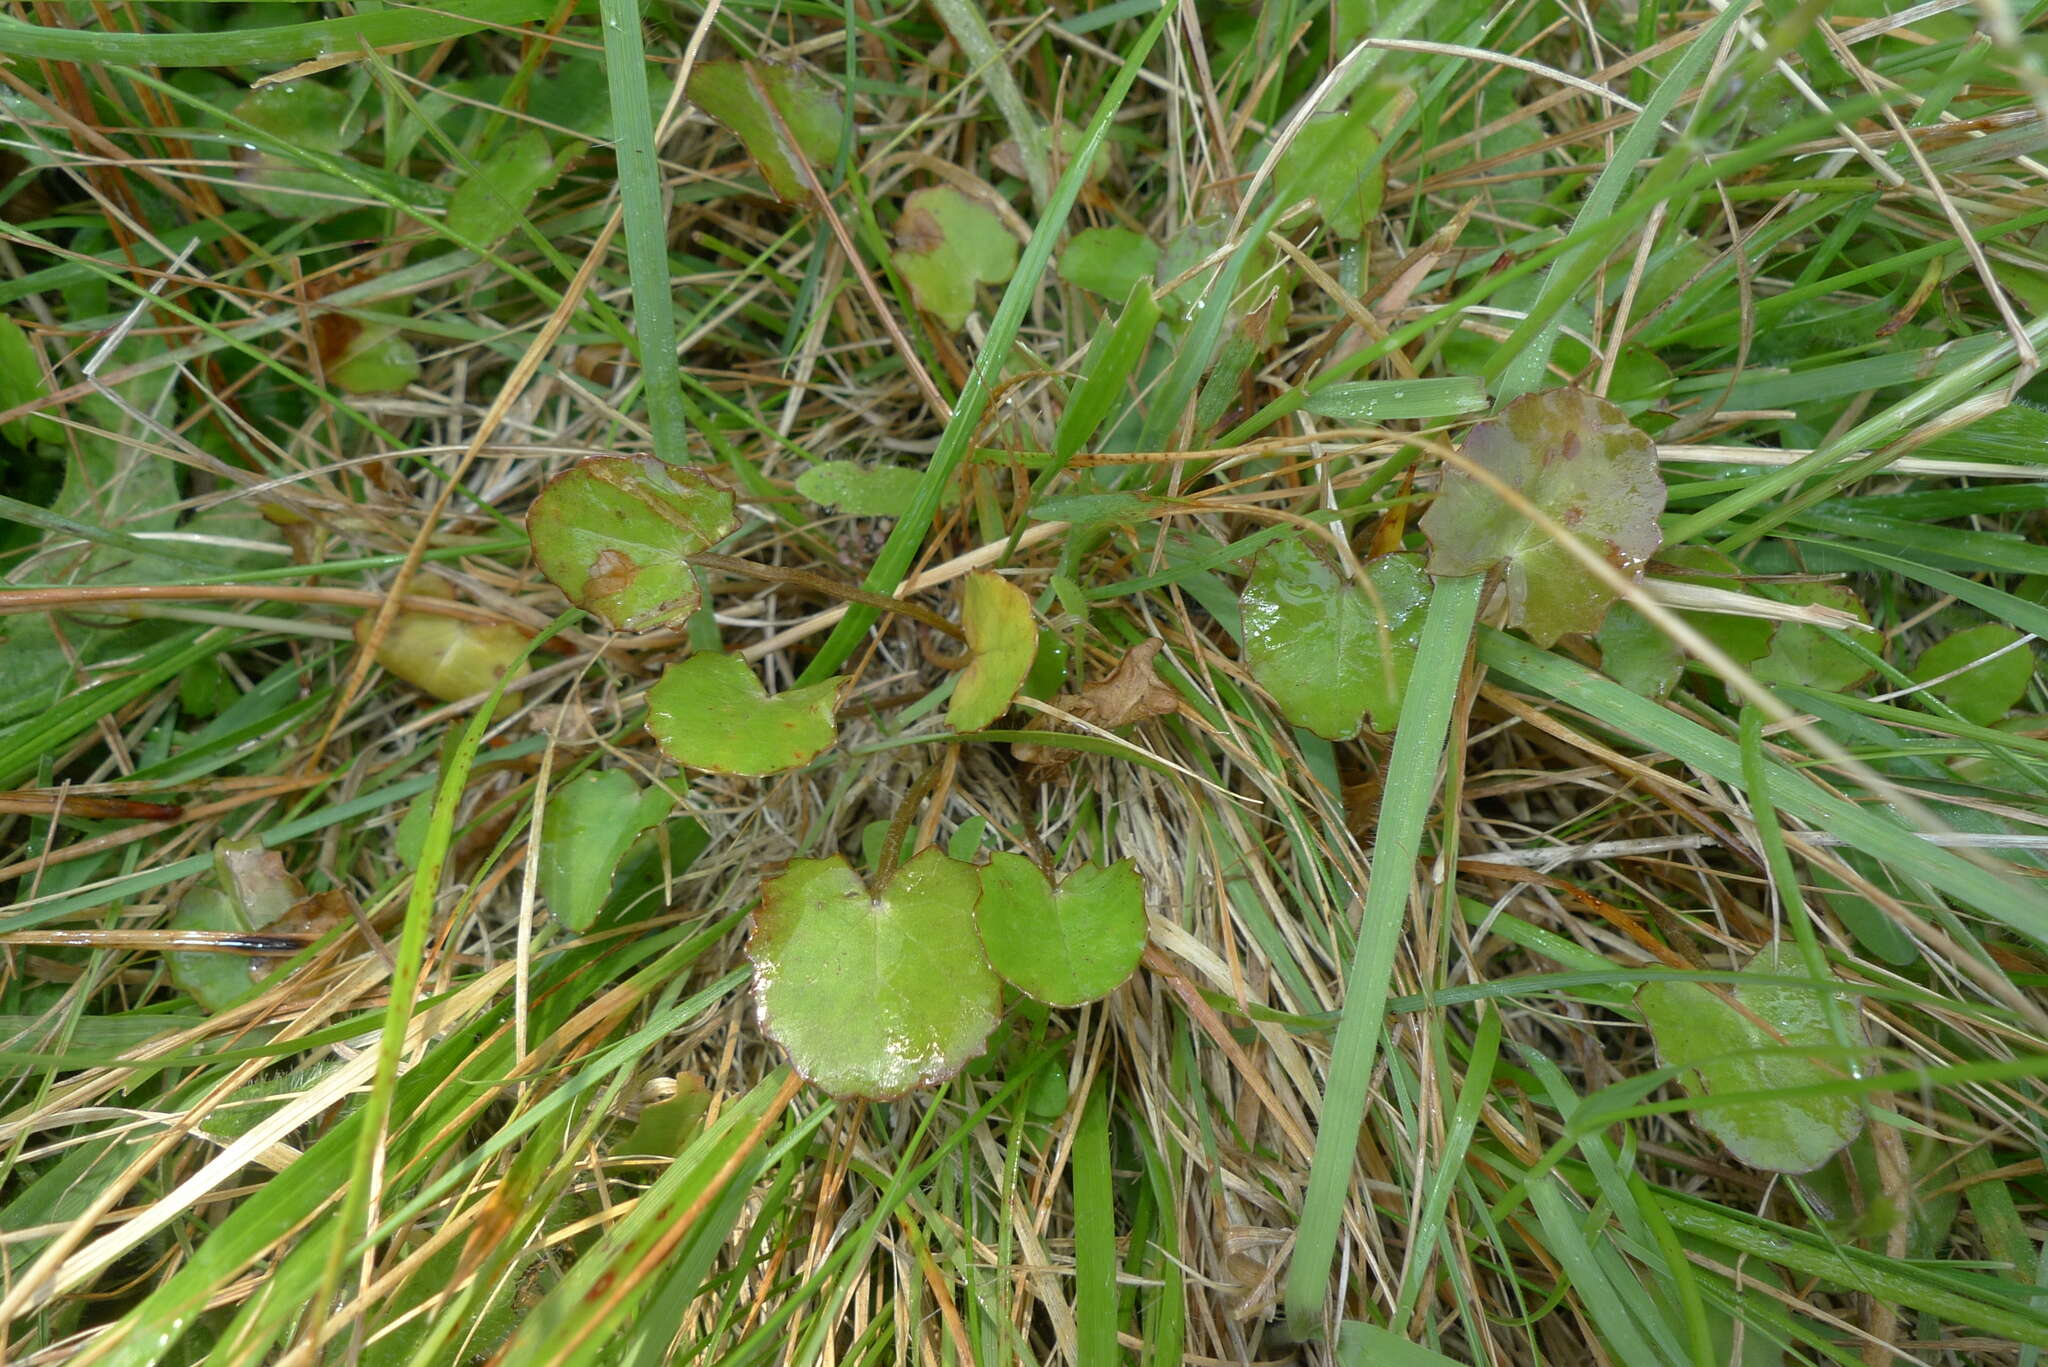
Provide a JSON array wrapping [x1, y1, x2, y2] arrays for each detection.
[[646, 652, 847, 776], [686, 60, 845, 202], [751, 850, 1000, 1099], [1637, 942, 1866, 1174], [1421, 387, 1667, 646], [1597, 603, 1683, 700], [329, 324, 420, 395], [1058, 226, 1160, 301], [1910, 624, 2034, 726], [167, 887, 262, 1014], [540, 769, 676, 931], [949, 571, 1036, 732], [526, 455, 737, 633], [891, 187, 1019, 330], [1273, 103, 1384, 239], [448, 128, 565, 247], [1241, 537, 1428, 740], [975, 854, 1147, 1007], [1750, 584, 1882, 691]]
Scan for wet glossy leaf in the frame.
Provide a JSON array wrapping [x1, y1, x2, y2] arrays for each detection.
[[1274, 103, 1384, 238], [1241, 536, 1428, 739], [356, 594, 532, 705], [526, 455, 737, 632], [1910, 624, 2033, 726], [229, 81, 362, 218], [1751, 584, 1882, 691], [1421, 388, 1666, 646], [891, 187, 1019, 330], [166, 887, 263, 1014], [1597, 604, 1683, 700], [751, 849, 1000, 1099], [447, 128, 567, 247], [975, 854, 1147, 1007], [1637, 942, 1866, 1173], [1302, 376, 1489, 424], [540, 769, 675, 931], [646, 652, 846, 776], [793, 461, 932, 517], [686, 60, 844, 202], [213, 838, 301, 931], [1059, 226, 1159, 301], [949, 571, 1036, 732]]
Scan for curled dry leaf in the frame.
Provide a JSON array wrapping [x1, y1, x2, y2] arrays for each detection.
[[356, 578, 532, 706], [1012, 639, 1182, 771]]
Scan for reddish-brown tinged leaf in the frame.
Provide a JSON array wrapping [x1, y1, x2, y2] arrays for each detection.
[[525, 456, 738, 633], [1421, 387, 1665, 646]]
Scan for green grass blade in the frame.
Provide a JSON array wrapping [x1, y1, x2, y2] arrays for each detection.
[[1283, 572, 1483, 1338]]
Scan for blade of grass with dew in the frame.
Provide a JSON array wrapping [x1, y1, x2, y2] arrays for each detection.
[[795, 2, 1171, 684], [1283, 572, 1483, 1338], [1486, 0, 1753, 403], [596, 0, 688, 466], [1476, 629, 2048, 942]]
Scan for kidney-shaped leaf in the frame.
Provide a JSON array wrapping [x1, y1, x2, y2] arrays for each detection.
[[1637, 942, 1866, 1173], [950, 571, 1036, 732], [526, 456, 737, 633], [1911, 623, 2033, 726], [975, 854, 1147, 1007], [1750, 584, 1882, 692], [1422, 387, 1666, 646], [751, 849, 1000, 1099], [646, 652, 846, 776], [687, 60, 845, 202], [892, 187, 1019, 330], [540, 769, 675, 931], [1241, 536, 1428, 740]]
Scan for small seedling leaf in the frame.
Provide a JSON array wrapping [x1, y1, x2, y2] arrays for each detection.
[[950, 571, 1036, 732], [540, 769, 675, 932], [1637, 942, 1866, 1173], [793, 461, 932, 518], [687, 60, 844, 202], [751, 850, 1000, 1099], [448, 128, 567, 247], [526, 455, 737, 633], [975, 854, 1147, 1006], [646, 652, 846, 776], [1910, 624, 2033, 726], [1241, 536, 1428, 739], [1421, 387, 1666, 646], [891, 187, 1019, 329], [1058, 226, 1160, 301]]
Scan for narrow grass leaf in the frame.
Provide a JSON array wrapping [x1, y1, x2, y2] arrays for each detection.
[[1283, 572, 1483, 1337]]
